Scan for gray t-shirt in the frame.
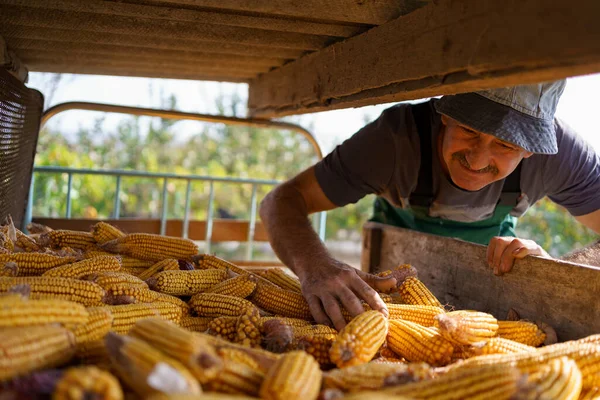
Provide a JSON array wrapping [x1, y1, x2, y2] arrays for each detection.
[[315, 99, 600, 222]]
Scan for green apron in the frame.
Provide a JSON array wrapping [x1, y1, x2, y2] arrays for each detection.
[[370, 197, 517, 245]]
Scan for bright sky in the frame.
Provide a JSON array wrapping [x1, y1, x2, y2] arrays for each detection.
[[28, 72, 600, 156]]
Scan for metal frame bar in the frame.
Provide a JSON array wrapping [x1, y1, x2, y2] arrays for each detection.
[[31, 102, 329, 256]]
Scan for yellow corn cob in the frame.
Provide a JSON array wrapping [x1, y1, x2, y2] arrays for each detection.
[[382, 363, 522, 398], [189, 293, 257, 317], [387, 319, 454, 366], [497, 320, 547, 347], [0, 325, 76, 381], [235, 308, 262, 348], [443, 342, 600, 389], [84, 271, 148, 290], [434, 310, 499, 345], [379, 345, 403, 360], [129, 318, 223, 384], [398, 276, 443, 308], [0, 261, 18, 276], [259, 351, 321, 400], [53, 366, 124, 400], [208, 316, 238, 341], [101, 233, 198, 262], [330, 310, 388, 368], [147, 269, 227, 296], [0, 231, 14, 252], [137, 258, 180, 281], [0, 298, 88, 328], [121, 266, 151, 277], [15, 230, 41, 252], [193, 254, 249, 275], [251, 281, 312, 320], [0, 277, 106, 306], [75, 339, 111, 367], [217, 347, 262, 371], [92, 221, 126, 245], [378, 293, 394, 303], [514, 356, 582, 400], [179, 316, 211, 332], [0, 253, 77, 276], [579, 387, 600, 400], [92, 302, 183, 334], [105, 332, 201, 396], [38, 230, 97, 250], [323, 362, 432, 392], [204, 360, 264, 396], [73, 307, 113, 344], [388, 304, 446, 326], [294, 333, 337, 366], [115, 255, 154, 269], [258, 268, 302, 293], [43, 255, 121, 278], [211, 341, 281, 375], [466, 337, 536, 356], [103, 284, 189, 312], [206, 274, 258, 298]]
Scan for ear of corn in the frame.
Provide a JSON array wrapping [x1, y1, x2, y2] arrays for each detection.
[[398, 277, 443, 308], [101, 233, 198, 262], [259, 317, 312, 328], [75, 339, 111, 368], [323, 362, 432, 392], [93, 302, 184, 334], [208, 316, 238, 341], [206, 274, 257, 298], [514, 356, 582, 400], [193, 254, 249, 276], [257, 268, 302, 293], [204, 360, 264, 396], [497, 320, 547, 347], [388, 304, 446, 326], [92, 222, 126, 245], [189, 293, 257, 317], [250, 282, 312, 320], [0, 277, 106, 306], [578, 387, 600, 400], [434, 310, 499, 345], [103, 285, 189, 314], [73, 307, 114, 345], [235, 308, 262, 348], [0, 253, 77, 276], [330, 310, 388, 368], [129, 318, 223, 384], [466, 337, 536, 356], [38, 230, 97, 250], [84, 271, 148, 290], [14, 230, 41, 252], [386, 319, 454, 366], [0, 325, 76, 381], [0, 298, 88, 328], [259, 351, 321, 400], [383, 363, 522, 398], [146, 269, 227, 296], [105, 332, 201, 396], [179, 316, 211, 332], [53, 366, 124, 400], [43, 255, 121, 278], [0, 261, 18, 277], [137, 258, 180, 281]]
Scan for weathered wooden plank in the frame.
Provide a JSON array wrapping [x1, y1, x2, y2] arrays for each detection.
[[147, 0, 429, 25], [32, 218, 270, 242], [249, 0, 600, 117], [23, 64, 253, 82], [19, 51, 272, 74], [1, 25, 305, 59], [561, 240, 600, 267], [0, 5, 333, 50], [6, 0, 364, 37], [361, 222, 600, 341], [10, 39, 285, 68]]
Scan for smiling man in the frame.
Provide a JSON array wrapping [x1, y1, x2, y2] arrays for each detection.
[[259, 81, 600, 330]]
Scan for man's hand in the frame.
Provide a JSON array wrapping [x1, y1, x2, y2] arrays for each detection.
[[298, 258, 397, 331], [487, 236, 551, 275]]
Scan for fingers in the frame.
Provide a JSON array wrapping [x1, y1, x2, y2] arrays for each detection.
[[356, 270, 398, 293], [337, 286, 366, 318], [351, 275, 389, 318], [321, 294, 347, 331], [487, 237, 550, 275], [305, 295, 331, 327]]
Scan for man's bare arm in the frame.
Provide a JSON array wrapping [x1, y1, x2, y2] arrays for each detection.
[[575, 209, 600, 234], [259, 166, 395, 330]]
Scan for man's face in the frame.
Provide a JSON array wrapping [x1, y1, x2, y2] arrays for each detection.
[[440, 115, 533, 191]]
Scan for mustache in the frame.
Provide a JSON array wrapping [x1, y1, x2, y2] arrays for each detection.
[[452, 152, 499, 175]]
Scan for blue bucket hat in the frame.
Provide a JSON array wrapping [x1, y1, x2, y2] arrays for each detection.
[[434, 80, 566, 155]]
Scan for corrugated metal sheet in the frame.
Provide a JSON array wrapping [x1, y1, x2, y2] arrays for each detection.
[[0, 0, 429, 82]]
